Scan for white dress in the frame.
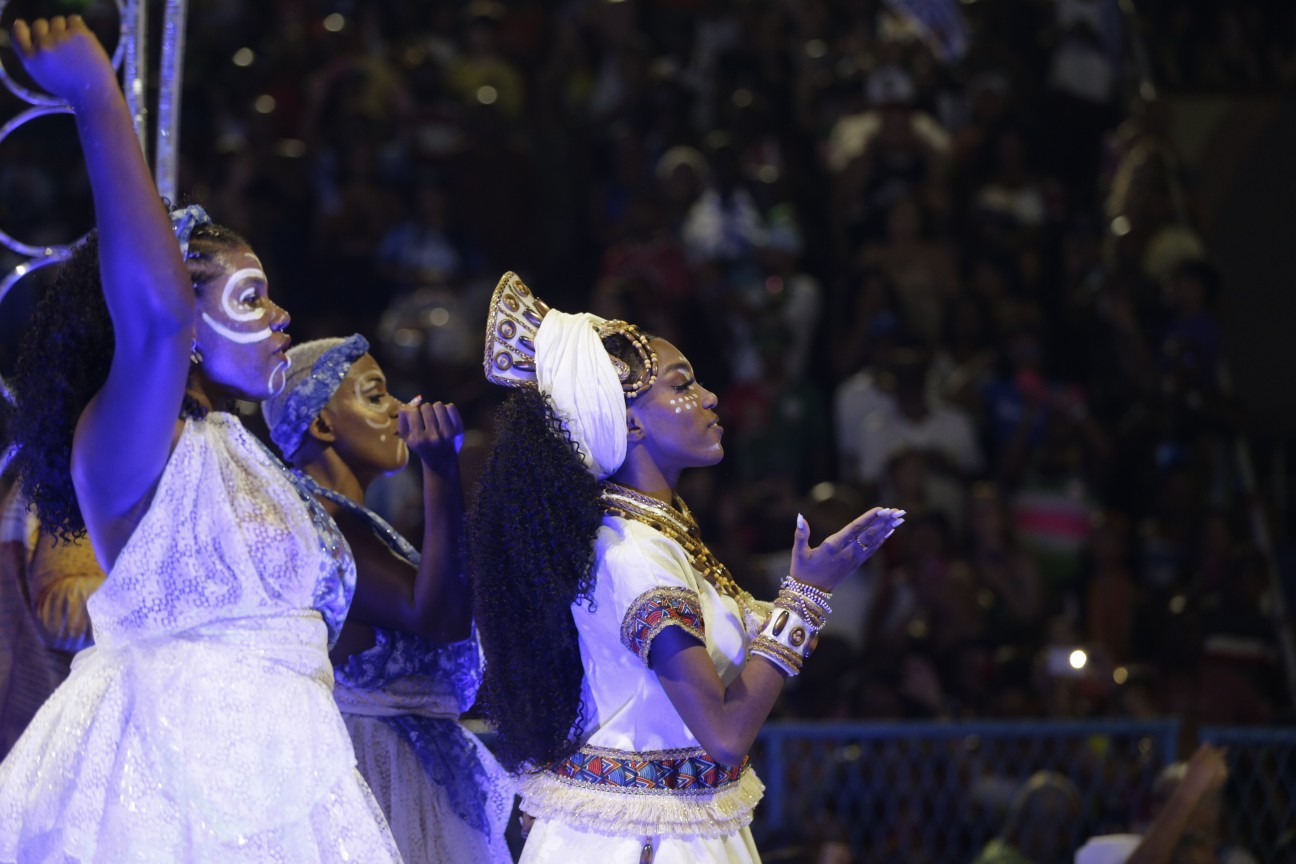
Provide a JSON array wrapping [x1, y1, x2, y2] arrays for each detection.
[[0, 413, 401, 864], [519, 487, 770, 863], [296, 471, 514, 864]]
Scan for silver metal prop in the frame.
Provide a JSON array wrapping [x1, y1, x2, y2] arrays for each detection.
[[0, 0, 192, 394]]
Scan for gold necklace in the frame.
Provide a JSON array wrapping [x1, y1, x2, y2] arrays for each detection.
[[600, 482, 743, 599]]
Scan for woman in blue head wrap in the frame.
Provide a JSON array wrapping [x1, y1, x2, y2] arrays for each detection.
[[262, 337, 513, 863], [0, 18, 400, 861]]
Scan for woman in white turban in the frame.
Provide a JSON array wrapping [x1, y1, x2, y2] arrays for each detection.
[[469, 273, 905, 862]]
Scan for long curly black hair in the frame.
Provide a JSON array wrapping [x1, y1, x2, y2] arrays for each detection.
[[468, 331, 650, 773], [9, 220, 247, 541]]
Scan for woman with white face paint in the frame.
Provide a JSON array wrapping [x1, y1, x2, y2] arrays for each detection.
[[262, 336, 514, 863], [0, 18, 400, 861]]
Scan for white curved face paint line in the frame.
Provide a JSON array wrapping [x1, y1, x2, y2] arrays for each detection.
[[202, 312, 273, 343], [220, 268, 269, 322], [354, 379, 395, 431], [201, 266, 273, 344], [267, 354, 291, 396]]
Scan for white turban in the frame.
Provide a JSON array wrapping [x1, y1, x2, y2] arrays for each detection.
[[535, 311, 627, 479]]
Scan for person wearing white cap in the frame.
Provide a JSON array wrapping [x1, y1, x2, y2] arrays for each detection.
[[262, 335, 514, 863], [469, 272, 905, 862]]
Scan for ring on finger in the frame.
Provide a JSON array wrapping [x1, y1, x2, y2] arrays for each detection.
[[855, 532, 871, 553]]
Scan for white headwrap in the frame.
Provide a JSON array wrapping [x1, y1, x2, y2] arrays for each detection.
[[535, 310, 627, 479]]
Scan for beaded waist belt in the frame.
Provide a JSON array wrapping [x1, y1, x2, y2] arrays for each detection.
[[549, 744, 749, 794]]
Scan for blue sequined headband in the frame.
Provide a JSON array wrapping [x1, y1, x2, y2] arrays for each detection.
[[264, 334, 371, 458], [169, 204, 213, 258]]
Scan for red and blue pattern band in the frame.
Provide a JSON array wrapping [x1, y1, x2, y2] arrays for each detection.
[[620, 587, 706, 665], [550, 744, 749, 794]]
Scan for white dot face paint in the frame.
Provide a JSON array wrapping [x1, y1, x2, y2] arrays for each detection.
[[200, 264, 273, 344], [668, 394, 700, 414]]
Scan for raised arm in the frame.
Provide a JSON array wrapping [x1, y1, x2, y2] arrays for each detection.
[[342, 400, 470, 643], [1126, 745, 1229, 864], [653, 507, 903, 764], [13, 18, 193, 563]]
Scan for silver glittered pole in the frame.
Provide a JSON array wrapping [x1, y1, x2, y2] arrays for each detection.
[[122, 0, 149, 161], [155, 0, 190, 204]]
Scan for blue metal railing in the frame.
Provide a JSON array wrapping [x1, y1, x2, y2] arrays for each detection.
[[750, 719, 1185, 860], [1200, 725, 1296, 861]]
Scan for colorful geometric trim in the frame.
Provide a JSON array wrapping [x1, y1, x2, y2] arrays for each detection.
[[620, 587, 705, 666], [550, 744, 749, 795]]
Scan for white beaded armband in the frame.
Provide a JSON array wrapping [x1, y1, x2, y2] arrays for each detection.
[[748, 576, 833, 677]]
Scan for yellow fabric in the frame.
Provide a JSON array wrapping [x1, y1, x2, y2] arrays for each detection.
[[28, 531, 106, 653]]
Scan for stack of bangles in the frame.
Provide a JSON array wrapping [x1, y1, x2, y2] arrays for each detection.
[[749, 575, 833, 676]]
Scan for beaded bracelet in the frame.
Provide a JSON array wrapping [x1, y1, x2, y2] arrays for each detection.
[[781, 575, 833, 614]]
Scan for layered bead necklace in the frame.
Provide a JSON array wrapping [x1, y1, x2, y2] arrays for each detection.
[[600, 481, 743, 600]]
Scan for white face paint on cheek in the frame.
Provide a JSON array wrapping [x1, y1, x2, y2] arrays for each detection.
[[354, 380, 395, 431], [671, 393, 699, 413], [201, 266, 272, 344], [266, 355, 291, 396]]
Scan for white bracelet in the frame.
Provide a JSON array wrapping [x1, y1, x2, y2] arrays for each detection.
[[748, 602, 823, 676]]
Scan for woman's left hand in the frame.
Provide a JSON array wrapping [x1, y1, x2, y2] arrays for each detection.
[[789, 506, 905, 592], [397, 398, 464, 472]]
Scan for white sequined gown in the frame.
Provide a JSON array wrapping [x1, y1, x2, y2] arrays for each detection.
[[0, 413, 402, 863]]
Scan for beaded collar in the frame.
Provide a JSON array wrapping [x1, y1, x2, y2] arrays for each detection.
[[600, 481, 742, 599]]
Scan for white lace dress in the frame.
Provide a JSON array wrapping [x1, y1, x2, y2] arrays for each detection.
[[0, 413, 401, 863]]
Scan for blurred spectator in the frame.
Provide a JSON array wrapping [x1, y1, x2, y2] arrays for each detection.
[[446, 1, 524, 120], [376, 177, 474, 294], [1076, 743, 1258, 864], [859, 194, 961, 348], [972, 770, 1083, 864], [827, 64, 951, 253], [856, 349, 983, 488], [681, 133, 768, 266]]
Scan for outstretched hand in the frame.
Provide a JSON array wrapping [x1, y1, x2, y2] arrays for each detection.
[[397, 397, 464, 473], [789, 506, 904, 592], [11, 17, 115, 108]]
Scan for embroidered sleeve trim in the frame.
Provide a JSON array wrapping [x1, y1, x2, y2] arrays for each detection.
[[620, 587, 705, 666]]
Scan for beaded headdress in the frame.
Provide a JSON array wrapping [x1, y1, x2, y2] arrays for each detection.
[[483, 271, 658, 399], [483, 272, 660, 478]]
